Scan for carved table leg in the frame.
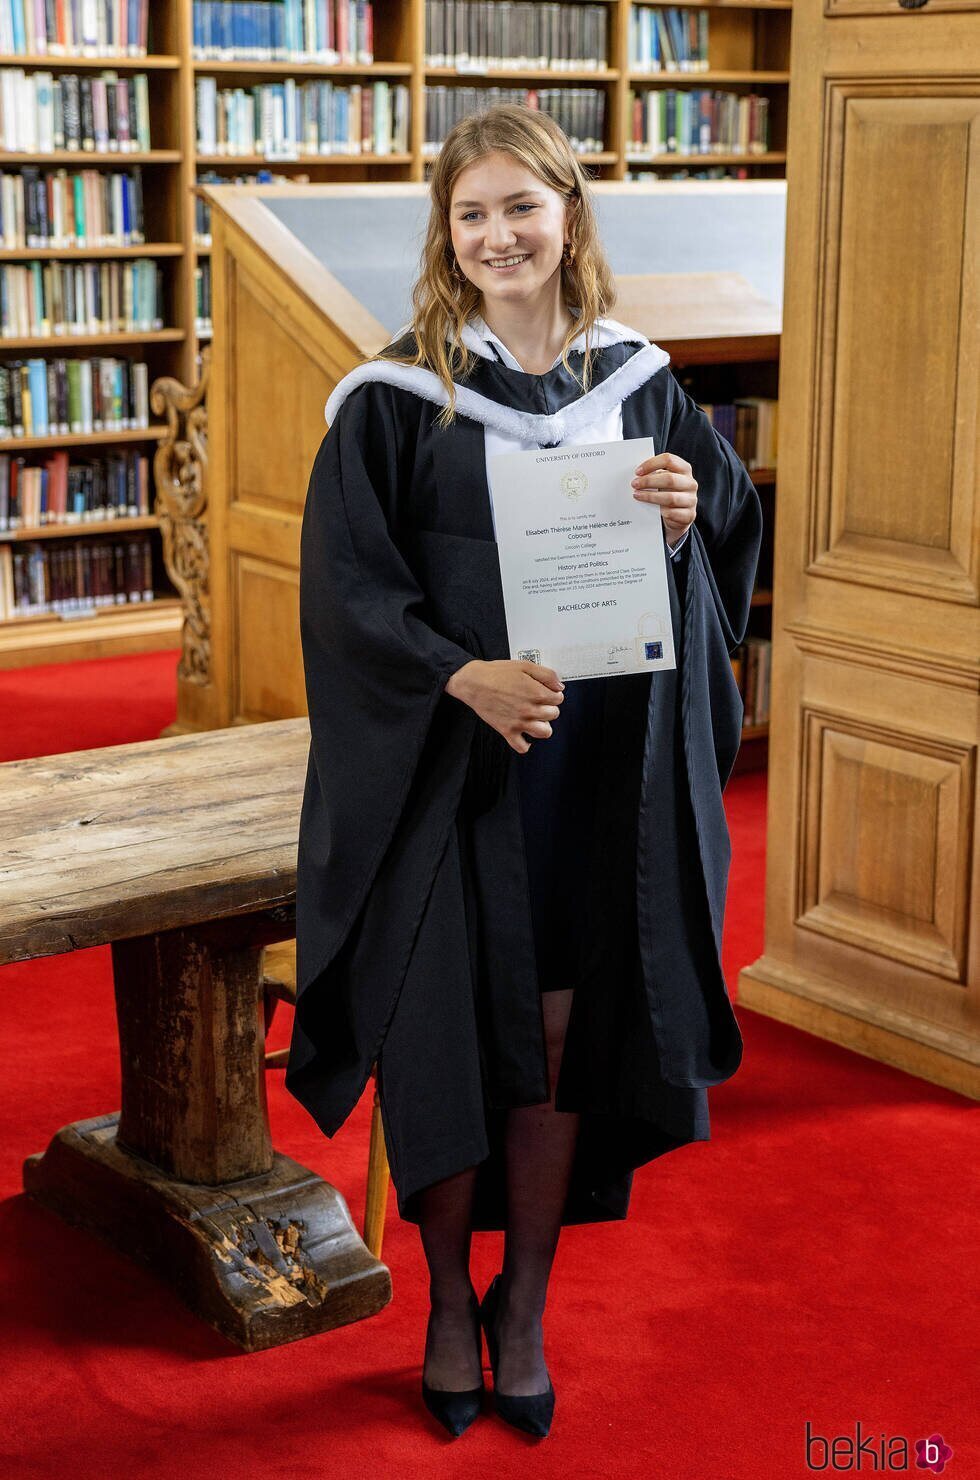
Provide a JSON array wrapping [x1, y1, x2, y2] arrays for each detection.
[[23, 913, 390, 1352]]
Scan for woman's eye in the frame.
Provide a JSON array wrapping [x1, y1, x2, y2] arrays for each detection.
[[459, 203, 536, 222]]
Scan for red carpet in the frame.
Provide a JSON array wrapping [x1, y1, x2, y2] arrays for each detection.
[[1, 650, 975, 1479]]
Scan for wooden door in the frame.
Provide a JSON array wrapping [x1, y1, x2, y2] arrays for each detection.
[[738, 0, 980, 1096]]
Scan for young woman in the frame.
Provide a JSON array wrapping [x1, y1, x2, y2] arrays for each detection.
[[287, 103, 763, 1440]]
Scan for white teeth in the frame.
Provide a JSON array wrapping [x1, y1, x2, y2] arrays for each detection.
[[487, 254, 529, 268]]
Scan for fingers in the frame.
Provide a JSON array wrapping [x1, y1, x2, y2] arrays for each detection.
[[522, 660, 565, 693], [505, 698, 562, 753], [633, 451, 693, 478], [486, 661, 567, 753], [633, 487, 698, 515], [510, 701, 561, 749], [631, 471, 697, 497], [631, 451, 697, 514]]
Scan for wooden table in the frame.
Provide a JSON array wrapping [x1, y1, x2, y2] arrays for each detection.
[[1, 716, 390, 1352]]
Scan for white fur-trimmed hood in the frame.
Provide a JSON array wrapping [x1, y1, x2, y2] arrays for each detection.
[[324, 317, 671, 444]]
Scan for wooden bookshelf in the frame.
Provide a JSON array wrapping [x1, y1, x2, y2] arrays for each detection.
[[0, 6, 190, 663], [0, 149, 182, 163], [0, 597, 183, 667], [0, 0, 790, 666], [1, 53, 181, 70], [0, 245, 185, 260], [0, 331, 185, 349], [0, 426, 167, 452], [1, 514, 163, 539]]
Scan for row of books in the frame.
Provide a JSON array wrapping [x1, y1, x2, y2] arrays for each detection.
[[0, 0, 149, 57], [425, 2, 610, 72], [0, 532, 158, 617], [193, 166, 310, 241], [629, 7, 710, 74], [194, 260, 211, 333], [702, 397, 778, 471], [192, 1, 374, 64], [0, 356, 150, 440], [0, 70, 152, 155], [0, 447, 151, 529], [424, 86, 605, 155], [195, 77, 409, 157], [732, 636, 771, 727], [628, 90, 770, 157], [0, 166, 147, 249], [627, 164, 754, 182], [1, 259, 164, 337]]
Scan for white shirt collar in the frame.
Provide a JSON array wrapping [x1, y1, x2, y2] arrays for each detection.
[[460, 311, 650, 369], [467, 312, 580, 370]]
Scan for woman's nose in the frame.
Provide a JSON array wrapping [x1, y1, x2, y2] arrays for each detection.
[[484, 217, 519, 251]]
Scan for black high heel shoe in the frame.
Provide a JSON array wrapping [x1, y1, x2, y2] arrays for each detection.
[[479, 1273, 556, 1438], [421, 1291, 485, 1437]]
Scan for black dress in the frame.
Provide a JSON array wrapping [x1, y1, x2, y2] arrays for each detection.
[[517, 675, 608, 994], [486, 332, 613, 999]]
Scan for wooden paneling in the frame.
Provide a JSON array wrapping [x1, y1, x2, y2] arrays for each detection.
[[203, 197, 377, 727], [233, 554, 304, 721], [813, 87, 979, 600], [799, 710, 973, 979], [228, 265, 335, 516]]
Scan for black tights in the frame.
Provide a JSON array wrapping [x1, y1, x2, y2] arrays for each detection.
[[418, 986, 580, 1395]]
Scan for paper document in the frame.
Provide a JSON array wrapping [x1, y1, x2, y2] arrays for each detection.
[[487, 436, 677, 681]]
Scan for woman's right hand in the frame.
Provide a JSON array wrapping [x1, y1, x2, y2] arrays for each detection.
[[445, 659, 565, 754]]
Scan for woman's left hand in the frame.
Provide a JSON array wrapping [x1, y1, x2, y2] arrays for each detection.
[[631, 452, 698, 549]]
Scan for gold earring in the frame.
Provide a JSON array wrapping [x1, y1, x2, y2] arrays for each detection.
[[562, 241, 576, 266]]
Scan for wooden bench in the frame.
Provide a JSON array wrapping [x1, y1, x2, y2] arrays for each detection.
[[1, 716, 390, 1352]]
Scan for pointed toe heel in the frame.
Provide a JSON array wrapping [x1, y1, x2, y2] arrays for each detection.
[[479, 1272, 556, 1438], [421, 1379, 483, 1437], [420, 1292, 485, 1438], [493, 1381, 555, 1438]]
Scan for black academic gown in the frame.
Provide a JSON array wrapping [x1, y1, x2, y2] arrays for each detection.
[[286, 329, 764, 1230]]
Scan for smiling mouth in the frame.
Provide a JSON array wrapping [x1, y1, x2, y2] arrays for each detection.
[[485, 253, 531, 270]]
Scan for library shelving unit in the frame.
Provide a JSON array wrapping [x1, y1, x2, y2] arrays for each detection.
[[0, 0, 788, 669], [0, 12, 189, 666]]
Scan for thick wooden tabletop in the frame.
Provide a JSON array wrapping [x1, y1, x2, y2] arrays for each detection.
[[0, 717, 310, 966]]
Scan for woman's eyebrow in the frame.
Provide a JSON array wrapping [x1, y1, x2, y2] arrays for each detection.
[[453, 190, 545, 209]]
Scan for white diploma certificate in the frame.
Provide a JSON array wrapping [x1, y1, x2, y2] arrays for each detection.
[[487, 436, 677, 681]]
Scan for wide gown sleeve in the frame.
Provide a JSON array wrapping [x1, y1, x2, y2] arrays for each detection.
[[297, 378, 478, 979], [662, 369, 763, 654]]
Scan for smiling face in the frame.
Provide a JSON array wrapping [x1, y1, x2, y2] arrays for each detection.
[[448, 150, 569, 308]]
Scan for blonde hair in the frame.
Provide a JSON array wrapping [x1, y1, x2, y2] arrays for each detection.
[[375, 103, 617, 428]]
